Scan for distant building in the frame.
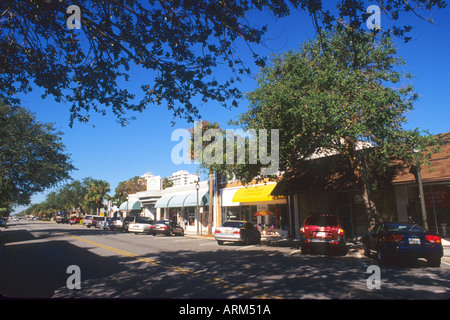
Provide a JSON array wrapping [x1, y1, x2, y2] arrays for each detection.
[[168, 170, 199, 187], [118, 173, 162, 219]]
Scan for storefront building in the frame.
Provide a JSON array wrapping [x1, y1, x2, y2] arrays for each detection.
[[270, 152, 398, 239], [219, 181, 288, 236], [118, 174, 162, 219], [155, 181, 210, 234], [393, 132, 450, 236], [271, 132, 450, 239]]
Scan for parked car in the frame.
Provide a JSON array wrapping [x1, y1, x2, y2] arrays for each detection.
[[299, 214, 346, 255], [109, 217, 123, 231], [0, 218, 7, 228], [83, 215, 102, 228], [56, 216, 69, 224], [362, 222, 443, 266], [151, 220, 184, 236], [121, 216, 138, 232], [128, 218, 154, 234], [214, 221, 261, 245], [69, 216, 82, 225], [95, 217, 113, 230]]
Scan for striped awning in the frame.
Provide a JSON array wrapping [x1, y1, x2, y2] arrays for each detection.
[[155, 195, 175, 208], [119, 200, 141, 211], [155, 191, 209, 208]]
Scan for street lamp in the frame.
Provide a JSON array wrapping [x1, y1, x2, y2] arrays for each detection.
[[195, 180, 200, 235]]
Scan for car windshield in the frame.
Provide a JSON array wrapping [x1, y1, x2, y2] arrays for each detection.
[[156, 220, 170, 225], [305, 215, 338, 227], [384, 223, 426, 233], [222, 221, 244, 228]]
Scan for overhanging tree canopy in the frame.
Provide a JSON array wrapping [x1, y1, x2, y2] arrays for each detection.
[[0, 102, 75, 207], [1, 0, 445, 126], [235, 26, 440, 226]]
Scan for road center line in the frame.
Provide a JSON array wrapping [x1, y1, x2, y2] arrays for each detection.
[[57, 232, 282, 299]]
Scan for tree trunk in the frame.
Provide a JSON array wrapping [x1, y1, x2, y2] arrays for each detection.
[[362, 180, 379, 229], [346, 139, 379, 229]]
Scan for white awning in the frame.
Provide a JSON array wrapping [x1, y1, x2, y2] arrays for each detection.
[[155, 195, 175, 208], [119, 200, 141, 211], [183, 191, 209, 206]]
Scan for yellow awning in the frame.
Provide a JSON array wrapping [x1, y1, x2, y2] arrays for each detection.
[[232, 184, 285, 203]]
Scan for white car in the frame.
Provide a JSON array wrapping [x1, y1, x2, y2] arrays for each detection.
[[214, 221, 261, 245], [83, 215, 102, 228], [128, 218, 154, 234]]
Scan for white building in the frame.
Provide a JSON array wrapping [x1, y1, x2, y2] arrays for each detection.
[[119, 173, 162, 219], [168, 170, 199, 187]]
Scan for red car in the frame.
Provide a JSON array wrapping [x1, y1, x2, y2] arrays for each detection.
[[69, 216, 82, 225], [300, 214, 346, 255]]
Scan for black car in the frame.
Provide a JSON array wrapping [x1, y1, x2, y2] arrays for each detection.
[[362, 222, 443, 266], [151, 220, 184, 236]]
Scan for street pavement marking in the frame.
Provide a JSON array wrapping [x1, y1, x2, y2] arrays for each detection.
[[58, 232, 283, 299]]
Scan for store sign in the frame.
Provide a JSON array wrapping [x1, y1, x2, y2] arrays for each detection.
[[425, 188, 450, 208]]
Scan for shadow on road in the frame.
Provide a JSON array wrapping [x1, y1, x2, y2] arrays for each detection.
[[1, 223, 449, 300]]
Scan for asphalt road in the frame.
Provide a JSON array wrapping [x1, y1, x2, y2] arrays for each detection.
[[0, 221, 449, 300]]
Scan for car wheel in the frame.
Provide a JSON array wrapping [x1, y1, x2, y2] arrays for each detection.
[[427, 256, 441, 267], [217, 240, 224, 245], [179, 229, 184, 236]]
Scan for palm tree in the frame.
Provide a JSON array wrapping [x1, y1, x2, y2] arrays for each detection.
[[188, 120, 222, 235], [84, 179, 110, 215]]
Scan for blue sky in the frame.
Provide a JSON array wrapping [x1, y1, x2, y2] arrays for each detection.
[[13, 3, 450, 214]]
